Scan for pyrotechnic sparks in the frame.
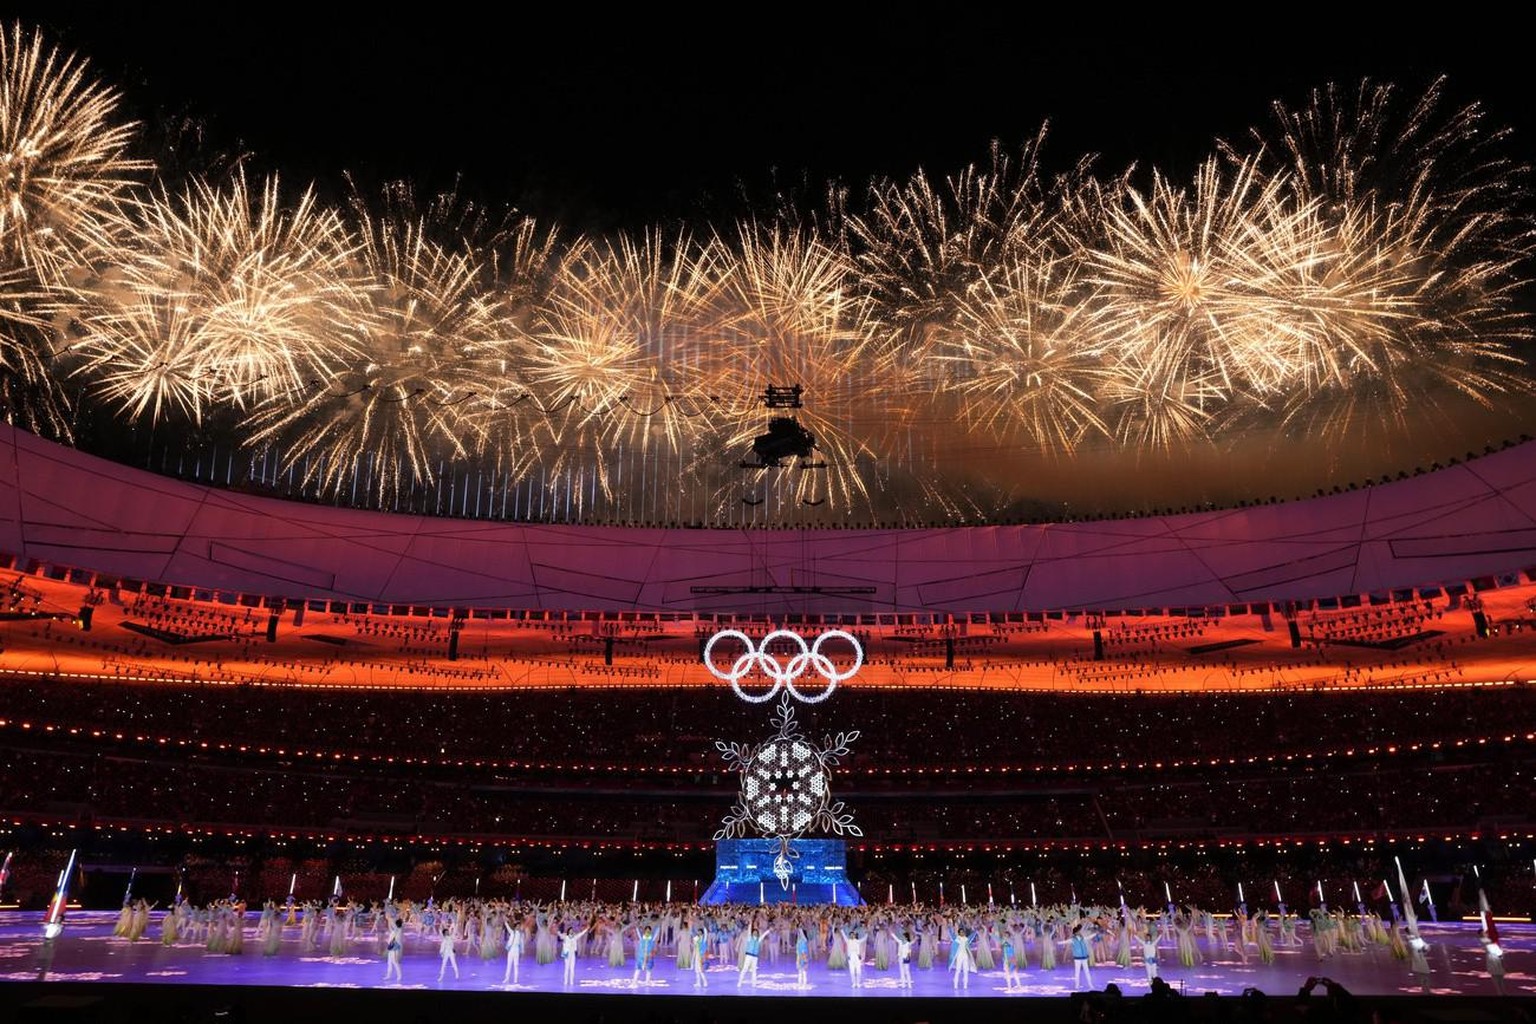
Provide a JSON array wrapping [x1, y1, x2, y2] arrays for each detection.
[[70, 173, 366, 425], [245, 186, 531, 502], [0, 23, 146, 281], [1070, 156, 1309, 446], [526, 231, 723, 458], [1252, 79, 1536, 439], [0, 23, 147, 434], [939, 255, 1108, 453], [850, 135, 1055, 352], [5, 18, 1534, 522], [714, 221, 880, 513]]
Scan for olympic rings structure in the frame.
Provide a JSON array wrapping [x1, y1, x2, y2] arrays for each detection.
[[702, 629, 864, 704]]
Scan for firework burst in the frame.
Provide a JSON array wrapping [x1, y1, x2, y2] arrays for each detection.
[[5, 20, 1532, 524], [525, 231, 723, 466], [1070, 156, 1323, 446], [938, 254, 1108, 454], [246, 185, 532, 502], [0, 22, 146, 281], [848, 131, 1085, 394], [850, 137, 1048, 346], [711, 221, 879, 514], [1251, 79, 1536, 439], [70, 173, 366, 426], [0, 22, 147, 434]]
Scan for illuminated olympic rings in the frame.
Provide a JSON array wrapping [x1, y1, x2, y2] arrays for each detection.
[[703, 629, 863, 704]]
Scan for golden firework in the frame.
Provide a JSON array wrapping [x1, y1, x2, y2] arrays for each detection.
[[5, 20, 1530, 522], [246, 185, 534, 502], [71, 172, 366, 425], [0, 22, 147, 434]]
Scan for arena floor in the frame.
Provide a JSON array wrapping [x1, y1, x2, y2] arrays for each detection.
[[0, 911, 1528, 1000]]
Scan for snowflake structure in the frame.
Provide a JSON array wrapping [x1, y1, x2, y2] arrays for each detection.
[[713, 694, 861, 842]]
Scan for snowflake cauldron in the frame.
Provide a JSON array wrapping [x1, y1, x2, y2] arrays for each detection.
[[713, 694, 861, 843]]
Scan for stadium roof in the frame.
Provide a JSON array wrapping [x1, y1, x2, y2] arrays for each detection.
[[2, 424, 1534, 614]]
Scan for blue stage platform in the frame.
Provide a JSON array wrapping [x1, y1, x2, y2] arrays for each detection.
[[700, 838, 861, 905]]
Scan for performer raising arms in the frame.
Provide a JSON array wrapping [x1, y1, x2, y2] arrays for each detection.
[[1141, 921, 1160, 983], [437, 923, 459, 981], [841, 924, 868, 989], [950, 924, 976, 990], [894, 927, 915, 989], [692, 926, 711, 989], [558, 917, 591, 987], [737, 920, 772, 988], [630, 922, 657, 988], [503, 917, 525, 985]]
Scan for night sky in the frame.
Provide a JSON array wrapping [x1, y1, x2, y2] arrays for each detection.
[[11, 6, 1534, 231]]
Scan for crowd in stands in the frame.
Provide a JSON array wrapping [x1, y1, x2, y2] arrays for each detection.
[[0, 733, 1528, 845], [0, 675, 1530, 771], [0, 675, 1529, 847], [3, 579, 1512, 699]]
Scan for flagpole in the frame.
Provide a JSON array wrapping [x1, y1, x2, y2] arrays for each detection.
[[44, 849, 78, 940]]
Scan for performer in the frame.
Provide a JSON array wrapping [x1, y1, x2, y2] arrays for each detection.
[[842, 925, 867, 989], [227, 902, 245, 955], [631, 923, 657, 988], [300, 902, 319, 950], [605, 914, 627, 968], [894, 928, 914, 989], [795, 927, 812, 989], [478, 909, 501, 962], [437, 923, 460, 981], [737, 922, 771, 988], [950, 924, 975, 990], [161, 905, 180, 948], [128, 899, 152, 942], [1115, 914, 1133, 969], [207, 903, 228, 954], [558, 919, 590, 987], [917, 916, 936, 970], [1256, 910, 1275, 965], [1141, 922, 1159, 983], [868, 921, 886, 973], [328, 902, 348, 957], [692, 926, 710, 989], [1279, 908, 1302, 947], [1232, 908, 1251, 964], [676, 914, 695, 973], [1173, 910, 1200, 967], [535, 911, 556, 964], [1310, 909, 1331, 961], [1000, 928, 1021, 993], [1070, 923, 1095, 991], [973, 922, 995, 971], [503, 918, 525, 985], [383, 918, 404, 983]]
